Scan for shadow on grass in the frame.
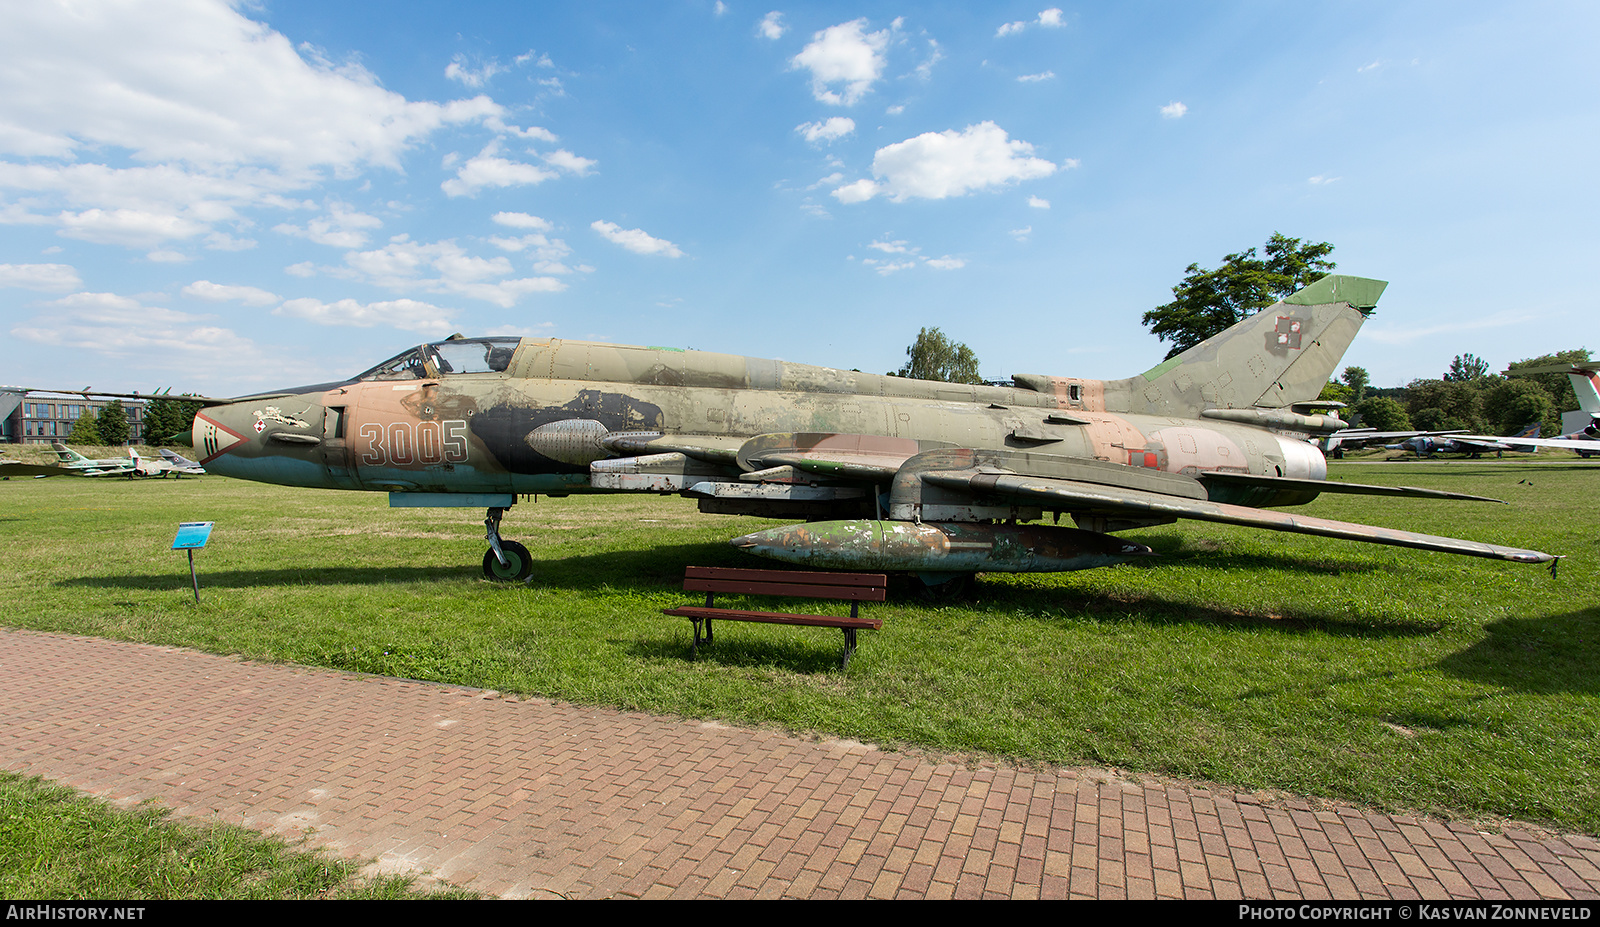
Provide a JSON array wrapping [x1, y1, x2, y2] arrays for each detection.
[[627, 633, 849, 675], [969, 580, 1444, 639], [1126, 531, 1389, 575], [58, 538, 1449, 640], [1436, 606, 1600, 695]]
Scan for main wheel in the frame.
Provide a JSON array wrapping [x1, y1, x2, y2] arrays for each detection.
[[482, 540, 533, 582]]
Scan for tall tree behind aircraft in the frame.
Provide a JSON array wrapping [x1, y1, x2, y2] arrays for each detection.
[[1342, 366, 1371, 403], [65, 411, 101, 445], [96, 400, 128, 446], [1508, 349, 1593, 415], [145, 395, 204, 446], [893, 327, 984, 384], [1142, 233, 1337, 359], [1446, 353, 1490, 381]]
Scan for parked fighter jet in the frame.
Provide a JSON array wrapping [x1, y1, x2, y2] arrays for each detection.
[[177, 273, 1553, 588], [156, 448, 207, 476], [0, 443, 205, 479], [1386, 423, 1545, 458]]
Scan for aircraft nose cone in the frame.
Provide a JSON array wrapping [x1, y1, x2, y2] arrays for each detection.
[[192, 404, 256, 463]]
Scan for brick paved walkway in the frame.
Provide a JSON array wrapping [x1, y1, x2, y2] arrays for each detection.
[[2, 628, 1597, 900]]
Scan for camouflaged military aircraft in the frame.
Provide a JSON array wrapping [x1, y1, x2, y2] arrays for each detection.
[[181, 273, 1553, 591]]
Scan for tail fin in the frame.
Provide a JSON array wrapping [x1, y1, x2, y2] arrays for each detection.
[[1571, 368, 1600, 416], [1117, 274, 1386, 419], [51, 442, 90, 464]]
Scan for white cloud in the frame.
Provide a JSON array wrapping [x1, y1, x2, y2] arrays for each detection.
[[12, 291, 257, 364], [542, 149, 598, 176], [492, 212, 553, 231], [997, 9, 1065, 37], [1017, 71, 1055, 83], [1160, 101, 1188, 119], [1309, 175, 1341, 185], [285, 261, 318, 278], [485, 233, 574, 272], [758, 12, 786, 40], [182, 280, 280, 306], [797, 117, 856, 144], [1358, 60, 1382, 73], [833, 122, 1057, 203], [857, 238, 965, 274], [831, 178, 881, 204], [445, 55, 506, 88], [591, 220, 684, 258], [862, 259, 917, 275], [791, 20, 889, 106], [146, 250, 191, 263], [0, 263, 81, 292], [714, 1, 728, 16], [886, 104, 905, 115], [1010, 226, 1032, 242], [441, 141, 559, 197], [914, 40, 944, 81], [1028, 195, 1050, 209], [273, 202, 383, 248], [275, 297, 457, 335], [0, 0, 504, 252], [57, 208, 209, 248], [204, 231, 257, 251], [335, 236, 567, 306]]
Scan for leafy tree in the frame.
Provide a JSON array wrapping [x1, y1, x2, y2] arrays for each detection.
[[1353, 396, 1411, 431], [1482, 377, 1558, 437], [1445, 353, 1490, 382], [146, 396, 204, 446], [1341, 366, 1370, 404], [1404, 378, 1489, 433], [1318, 380, 1353, 404], [1142, 232, 1337, 359], [65, 411, 101, 445], [892, 327, 984, 384], [1506, 348, 1593, 415], [96, 400, 129, 446]]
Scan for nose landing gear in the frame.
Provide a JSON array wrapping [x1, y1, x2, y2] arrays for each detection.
[[482, 506, 533, 582]]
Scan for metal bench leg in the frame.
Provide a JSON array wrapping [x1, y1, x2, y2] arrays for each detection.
[[841, 627, 857, 669]]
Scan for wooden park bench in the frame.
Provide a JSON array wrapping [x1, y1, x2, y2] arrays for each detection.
[[663, 566, 887, 668]]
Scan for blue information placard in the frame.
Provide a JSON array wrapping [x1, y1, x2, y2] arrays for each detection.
[[172, 522, 214, 550]]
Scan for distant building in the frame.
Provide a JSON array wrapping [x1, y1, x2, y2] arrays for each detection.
[[0, 389, 147, 445]]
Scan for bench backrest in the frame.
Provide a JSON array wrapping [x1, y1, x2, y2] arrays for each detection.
[[683, 566, 887, 602]]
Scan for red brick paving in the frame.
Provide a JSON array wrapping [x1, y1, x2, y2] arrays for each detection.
[[2, 628, 1597, 900]]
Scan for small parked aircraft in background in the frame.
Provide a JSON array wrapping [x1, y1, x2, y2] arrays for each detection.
[[0, 443, 205, 479], [155, 448, 207, 476]]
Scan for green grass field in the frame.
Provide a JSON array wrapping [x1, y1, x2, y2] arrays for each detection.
[[1, 456, 1596, 836]]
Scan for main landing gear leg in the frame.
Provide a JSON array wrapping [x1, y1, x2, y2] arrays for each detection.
[[482, 506, 533, 582]]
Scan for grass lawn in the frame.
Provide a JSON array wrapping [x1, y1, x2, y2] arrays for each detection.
[[0, 455, 1595, 835], [0, 773, 472, 899]]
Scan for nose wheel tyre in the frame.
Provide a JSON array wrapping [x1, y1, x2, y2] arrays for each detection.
[[482, 540, 533, 582]]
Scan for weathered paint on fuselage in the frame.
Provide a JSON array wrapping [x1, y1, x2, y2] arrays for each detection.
[[195, 336, 1327, 506]]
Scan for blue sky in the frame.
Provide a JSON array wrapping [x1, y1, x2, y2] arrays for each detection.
[[1, 0, 1595, 397]]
